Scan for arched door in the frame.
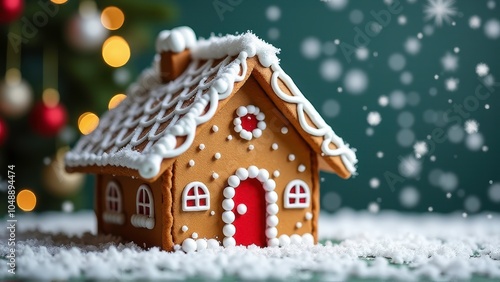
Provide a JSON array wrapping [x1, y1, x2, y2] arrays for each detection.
[[232, 178, 267, 247]]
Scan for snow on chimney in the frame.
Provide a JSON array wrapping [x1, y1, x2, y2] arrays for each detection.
[[156, 26, 196, 82]]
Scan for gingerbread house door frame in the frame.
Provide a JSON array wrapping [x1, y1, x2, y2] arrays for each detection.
[[221, 167, 279, 247]]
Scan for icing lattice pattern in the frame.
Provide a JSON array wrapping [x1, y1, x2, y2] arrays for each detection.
[[66, 55, 244, 178]]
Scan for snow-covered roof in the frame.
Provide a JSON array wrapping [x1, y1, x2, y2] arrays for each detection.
[[65, 26, 358, 179]]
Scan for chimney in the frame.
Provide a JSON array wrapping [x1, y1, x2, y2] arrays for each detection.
[[156, 26, 196, 83]]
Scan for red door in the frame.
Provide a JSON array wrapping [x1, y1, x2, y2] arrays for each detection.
[[232, 178, 267, 247]]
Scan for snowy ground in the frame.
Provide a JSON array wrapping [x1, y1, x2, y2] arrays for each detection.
[[1, 210, 499, 281]]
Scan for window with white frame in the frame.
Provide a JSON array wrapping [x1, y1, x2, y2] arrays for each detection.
[[136, 184, 154, 217], [182, 181, 210, 211], [284, 180, 311, 209], [131, 184, 155, 229], [106, 181, 122, 212], [103, 181, 124, 225]]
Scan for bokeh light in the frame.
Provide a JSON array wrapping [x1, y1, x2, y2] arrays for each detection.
[[42, 88, 60, 108], [102, 36, 130, 68], [17, 189, 37, 212], [101, 6, 125, 30], [108, 94, 127, 109], [78, 112, 99, 135], [51, 0, 68, 4]]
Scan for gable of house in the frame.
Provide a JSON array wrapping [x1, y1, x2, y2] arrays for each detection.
[[170, 75, 318, 246]]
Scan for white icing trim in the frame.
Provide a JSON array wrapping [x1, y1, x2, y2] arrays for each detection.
[[284, 180, 310, 209], [182, 181, 210, 211], [278, 233, 314, 247], [222, 166, 278, 247], [269, 63, 358, 174], [131, 214, 155, 229], [66, 28, 357, 179], [102, 211, 124, 225], [233, 105, 266, 141], [181, 238, 220, 252]]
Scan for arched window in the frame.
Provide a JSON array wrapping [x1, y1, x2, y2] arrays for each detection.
[[131, 184, 155, 229], [182, 181, 210, 211], [103, 180, 124, 225], [136, 184, 154, 217], [105, 181, 122, 213], [284, 180, 310, 209]]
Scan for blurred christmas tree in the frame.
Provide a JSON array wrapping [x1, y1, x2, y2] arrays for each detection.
[[0, 0, 177, 213]]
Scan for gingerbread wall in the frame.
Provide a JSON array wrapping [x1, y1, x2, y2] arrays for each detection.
[[171, 75, 318, 246], [97, 171, 173, 249]]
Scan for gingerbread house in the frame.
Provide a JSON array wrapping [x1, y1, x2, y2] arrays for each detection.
[[65, 26, 358, 252]]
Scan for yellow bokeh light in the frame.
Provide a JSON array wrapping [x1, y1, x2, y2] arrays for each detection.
[[51, 0, 68, 4], [101, 6, 125, 31], [78, 112, 100, 135], [102, 36, 131, 68], [108, 94, 127, 110], [17, 189, 37, 212], [42, 88, 60, 108]]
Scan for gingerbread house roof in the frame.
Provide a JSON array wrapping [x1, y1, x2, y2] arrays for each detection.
[[65, 27, 358, 181]]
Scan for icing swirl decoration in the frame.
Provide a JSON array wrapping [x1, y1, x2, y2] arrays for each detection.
[[233, 105, 266, 140]]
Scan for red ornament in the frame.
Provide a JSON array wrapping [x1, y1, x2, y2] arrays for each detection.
[[30, 102, 67, 137], [0, 118, 7, 145], [0, 0, 24, 24]]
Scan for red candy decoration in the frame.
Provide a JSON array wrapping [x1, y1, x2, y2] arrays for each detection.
[[240, 114, 258, 132]]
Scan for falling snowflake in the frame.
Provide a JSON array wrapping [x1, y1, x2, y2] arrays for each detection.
[[404, 37, 421, 55], [367, 111, 382, 126], [378, 95, 389, 107], [413, 141, 429, 158], [484, 19, 500, 39], [469, 15, 481, 29], [476, 63, 490, 77], [441, 52, 459, 72], [355, 47, 370, 61], [424, 0, 458, 26], [399, 155, 422, 179], [464, 119, 479, 134], [445, 77, 459, 91]]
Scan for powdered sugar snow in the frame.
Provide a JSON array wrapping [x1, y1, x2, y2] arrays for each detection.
[[1, 210, 499, 280]]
